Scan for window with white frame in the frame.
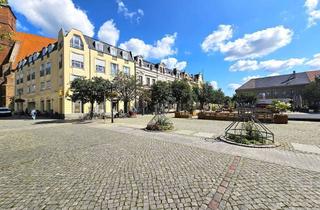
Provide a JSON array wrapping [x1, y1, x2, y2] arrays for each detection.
[[123, 66, 130, 75], [31, 84, 36, 92], [40, 64, 45, 77], [26, 85, 31, 93], [110, 47, 117, 56], [71, 53, 84, 69], [46, 80, 51, 89], [147, 77, 151, 86], [122, 51, 129, 60], [40, 82, 45, 91], [95, 59, 105, 73], [46, 62, 51, 75], [95, 41, 104, 52], [70, 35, 83, 49], [138, 76, 143, 85], [111, 63, 118, 76]]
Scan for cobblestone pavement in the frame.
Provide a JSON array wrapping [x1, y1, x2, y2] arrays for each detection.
[[0, 120, 320, 209]]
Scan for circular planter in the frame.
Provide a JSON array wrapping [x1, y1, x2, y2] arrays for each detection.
[[218, 136, 279, 148]]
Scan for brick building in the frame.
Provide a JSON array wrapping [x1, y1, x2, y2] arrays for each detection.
[[0, 4, 55, 107]]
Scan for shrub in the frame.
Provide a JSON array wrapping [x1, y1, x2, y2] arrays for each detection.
[[146, 115, 174, 131]]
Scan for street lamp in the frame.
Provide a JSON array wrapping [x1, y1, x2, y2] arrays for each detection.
[[109, 83, 118, 124]]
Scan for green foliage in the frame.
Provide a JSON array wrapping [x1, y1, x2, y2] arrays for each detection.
[[69, 77, 110, 118], [146, 115, 174, 131], [171, 80, 193, 111], [212, 88, 225, 104], [151, 81, 173, 110], [0, 0, 8, 5], [302, 77, 320, 111], [232, 92, 257, 106], [193, 83, 227, 109], [271, 100, 291, 113], [113, 72, 139, 113]]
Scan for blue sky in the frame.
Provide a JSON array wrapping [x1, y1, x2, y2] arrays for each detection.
[[9, 0, 320, 95]]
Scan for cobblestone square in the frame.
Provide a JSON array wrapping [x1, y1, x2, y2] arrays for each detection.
[[0, 118, 319, 209]]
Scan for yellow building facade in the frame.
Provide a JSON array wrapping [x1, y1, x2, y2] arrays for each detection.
[[15, 29, 135, 118]]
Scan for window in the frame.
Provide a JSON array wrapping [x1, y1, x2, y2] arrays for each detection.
[[95, 41, 104, 52], [152, 79, 156, 85], [46, 62, 51, 75], [59, 54, 63, 69], [31, 69, 35, 80], [147, 77, 151, 86], [40, 82, 45, 91], [111, 63, 118, 76], [33, 53, 39, 61], [46, 100, 51, 112], [27, 72, 31, 81], [16, 88, 23, 95], [48, 44, 54, 53], [123, 66, 130, 75], [46, 80, 51, 89], [31, 84, 36, 92], [138, 76, 143, 85], [40, 64, 45, 77], [70, 74, 82, 82], [26, 86, 31, 93], [19, 73, 23, 83], [28, 55, 33, 63], [110, 47, 117, 56], [95, 59, 105, 73], [70, 35, 83, 49], [42, 47, 47, 57], [122, 51, 129, 60], [71, 53, 84, 69], [40, 101, 44, 112]]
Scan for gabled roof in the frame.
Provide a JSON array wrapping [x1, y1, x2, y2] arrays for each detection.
[[237, 70, 320, 91], [11, 32, 56, 69]]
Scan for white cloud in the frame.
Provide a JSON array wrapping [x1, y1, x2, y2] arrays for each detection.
[[16, 20, 28, 31], [305, 0, 320, 27], [306, 53, 320, 67], [161, 58, 187, 70], [201, 25, 233, 53], [242, 75, 261, 83], [230, 58, 306, 72], [202, 25, 293, 61], [210, 81, 219, 90], [116, 0, 144, 23], [230, 60, 259, 72], [9, 0, 94, 37], [268, 72, 280, 77], [97, 20, 120, 46], [119, 33, 177, 59], [228, 83, 241, 91]]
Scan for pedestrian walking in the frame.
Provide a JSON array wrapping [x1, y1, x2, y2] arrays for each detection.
[[31, 109, 37, 120]]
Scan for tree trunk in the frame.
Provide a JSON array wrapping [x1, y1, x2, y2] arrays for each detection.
[[90, 101, 94, 119], [124, 101, 128, 113]]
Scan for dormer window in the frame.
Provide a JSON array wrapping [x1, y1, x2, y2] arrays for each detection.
[[110, 47, 117, 57], [70, 35, 84, 50], [33, 53, 39, 61], [48, 44, 54, 53], [42, 47, 47, 56], [28, 55, 33, 63], [95, 41, 104, 52], [122, 51, 129, 60]]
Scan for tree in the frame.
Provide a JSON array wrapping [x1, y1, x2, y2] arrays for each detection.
[[69, 77, 110, 119], [113, 72, 139, 113], [138, 88, 151, 115], [212, 88, 225, 104], [151, 81, 173, 112], [302, 77, 320, 111], [0, 0, 8, 4], [193, 82, 215, 110], [232, 92, 257, 107], [171, 80, 193, 111]]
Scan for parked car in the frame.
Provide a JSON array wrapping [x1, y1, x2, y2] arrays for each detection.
[[0, 107, 12, 117]]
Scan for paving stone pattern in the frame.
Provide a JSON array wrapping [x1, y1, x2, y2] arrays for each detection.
[[0, 121, 320, 209]]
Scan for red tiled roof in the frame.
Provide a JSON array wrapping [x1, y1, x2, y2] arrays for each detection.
[[12, 32, 56, 69], [306, 70, 320, 82]]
